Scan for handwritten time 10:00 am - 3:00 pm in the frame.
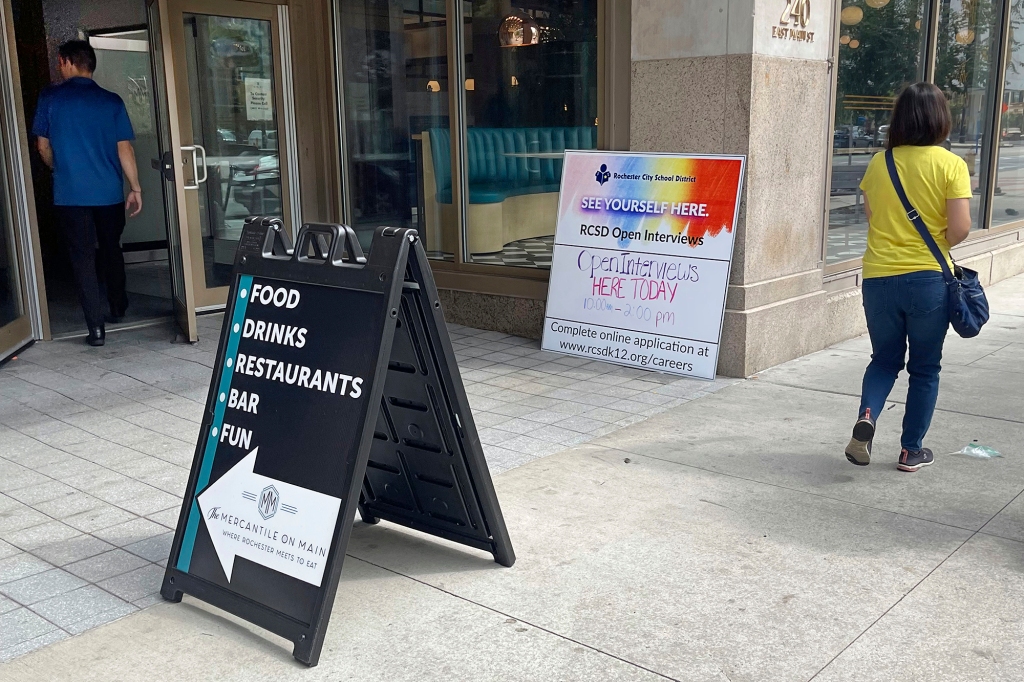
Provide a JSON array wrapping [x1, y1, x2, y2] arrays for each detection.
[[581, 264, 700, 329]]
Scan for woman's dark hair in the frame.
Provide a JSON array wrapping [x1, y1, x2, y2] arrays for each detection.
[[886, 82, 951, 149], [57, 40, 97, 74]]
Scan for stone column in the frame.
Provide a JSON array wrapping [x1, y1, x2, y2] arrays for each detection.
[[630, 0, 836, 377]]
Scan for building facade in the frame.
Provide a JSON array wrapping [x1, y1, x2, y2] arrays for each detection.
[[0, 0, 1022, 375]]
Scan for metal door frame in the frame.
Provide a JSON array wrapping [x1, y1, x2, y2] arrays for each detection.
[[149, 0, 299, 336], [0, 0, 46, 354], [149, 0, 201, 340]]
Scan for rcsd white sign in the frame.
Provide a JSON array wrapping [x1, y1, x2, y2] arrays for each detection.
[[542, 151, 745, 380]]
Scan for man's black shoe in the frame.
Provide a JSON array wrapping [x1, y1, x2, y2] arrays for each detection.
[[897, 447, 934, 472], [86, 325, 105, 347], [845, 408, 875, 466]]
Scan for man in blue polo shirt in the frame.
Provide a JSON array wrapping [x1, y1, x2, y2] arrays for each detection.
[[33, 40, 143, 346]]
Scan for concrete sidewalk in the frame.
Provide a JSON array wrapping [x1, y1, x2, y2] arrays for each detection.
[[2, 275, 1023, 681], [0, 314, 733, 661]]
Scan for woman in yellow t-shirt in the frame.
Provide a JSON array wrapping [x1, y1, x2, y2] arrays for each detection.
[[845, 83, 972, 472]]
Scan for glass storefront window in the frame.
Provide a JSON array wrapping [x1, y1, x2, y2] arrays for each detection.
[[338, 0, 450, 257], [935, 0, 1001, 230], [992, 22, 1024, 225], [828, 0, 925, 265], [460, 0, 597, 269], [336, 0, 599, 266]]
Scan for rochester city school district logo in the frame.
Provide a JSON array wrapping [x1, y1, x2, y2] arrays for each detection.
[[258, 485, 279, 520], [595, 164, 611, 185]]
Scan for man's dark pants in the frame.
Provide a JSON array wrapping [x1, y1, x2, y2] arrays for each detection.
[[55, 204, 127, 328]]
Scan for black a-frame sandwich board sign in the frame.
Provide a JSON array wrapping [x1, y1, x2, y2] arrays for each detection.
[[162, 218, 515, 667]]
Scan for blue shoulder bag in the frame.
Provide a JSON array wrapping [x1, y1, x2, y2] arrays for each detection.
[[883, 149, 990, 338]]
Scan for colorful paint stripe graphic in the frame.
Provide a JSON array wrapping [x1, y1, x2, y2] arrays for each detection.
[[558, 155, 744, 247], [176, 275, 253, 573]]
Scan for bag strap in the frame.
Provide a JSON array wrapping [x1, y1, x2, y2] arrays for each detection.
[[883, 149, 954, 281]]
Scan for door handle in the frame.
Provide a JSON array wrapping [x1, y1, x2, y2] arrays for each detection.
[[193, 144, 208, 184], [181, 145, 208, 189]]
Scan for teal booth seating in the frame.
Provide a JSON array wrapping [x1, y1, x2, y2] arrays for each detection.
[[421, 126, 597, 255]]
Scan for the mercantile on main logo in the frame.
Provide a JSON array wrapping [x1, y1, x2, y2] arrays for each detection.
[[258, 485, 279, 520]]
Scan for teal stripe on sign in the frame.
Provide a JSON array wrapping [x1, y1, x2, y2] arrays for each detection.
[[177, 275, 253, 573]]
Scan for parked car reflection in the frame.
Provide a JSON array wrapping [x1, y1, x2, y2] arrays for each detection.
[[833, 126, 873, 149], [247, 129, 278, 150], [875, 124, 889, 147]]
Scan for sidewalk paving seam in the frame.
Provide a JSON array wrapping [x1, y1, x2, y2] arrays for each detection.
[[0, 428, 174, 648], [2, 423, 184, 504], [0, 587, 73, 639], [962, 341, 1015, 366], [4, 382, 201, 445], [137, 343, 222, 378], [9, 351, 207, 429], [344, 554, 691, 682], [804, 485, 1024, 681], [592, 443, 1024, 540], [0, 471, 166, 619], [756, 380, 1024, 425]]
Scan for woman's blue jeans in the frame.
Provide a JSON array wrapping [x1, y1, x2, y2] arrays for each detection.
[[859, 271, 949, 451]]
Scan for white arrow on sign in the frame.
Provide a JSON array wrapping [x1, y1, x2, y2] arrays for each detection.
[[197, 448, 341, 587]]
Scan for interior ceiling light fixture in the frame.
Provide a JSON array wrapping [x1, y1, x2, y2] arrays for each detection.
[[499, 14, 540, 47], [840, 6, 865, 25], [849, 39, 861, 48], [840, 34, 852, 44], [866, 0, 890, 8]]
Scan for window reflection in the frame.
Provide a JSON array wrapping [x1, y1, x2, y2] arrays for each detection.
[[935, 0, 1000, 230], [828, 0, 924, 265], [992, 21, 1024, 225], [339, 0, 450, 257], [454, 1, 598, 269]]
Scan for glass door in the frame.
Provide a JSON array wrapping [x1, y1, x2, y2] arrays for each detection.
[[0, 142, 31, 361], [149, 0, 292, 339], [0, 9, 32, 361]]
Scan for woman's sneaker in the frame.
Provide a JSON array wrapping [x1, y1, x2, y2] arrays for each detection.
[[845, 409, 875, 466], [897, 448, 934, 472]]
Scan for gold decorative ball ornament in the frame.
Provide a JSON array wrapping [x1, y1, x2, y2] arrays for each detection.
[[955, 29, 976, 45], [841, 6, 865, 25], [840, 35, 851, 44], [498, 14, 540, 47], [849, 39, 861, 48]]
